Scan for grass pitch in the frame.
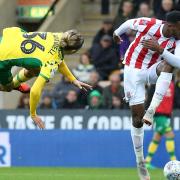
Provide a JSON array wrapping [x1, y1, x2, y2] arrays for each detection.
[[0, 167, 164, 180]]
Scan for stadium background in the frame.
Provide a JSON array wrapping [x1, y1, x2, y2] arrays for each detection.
[[0, 0, 180, 179]]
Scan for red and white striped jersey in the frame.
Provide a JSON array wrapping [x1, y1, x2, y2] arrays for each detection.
[[124, 18, 176, 69]]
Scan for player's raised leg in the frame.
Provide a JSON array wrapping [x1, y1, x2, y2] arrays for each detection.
[[13, 69, 32, 93], [0, 66, 29, 93], [12, 58, 42, 93], [13, 67, 40, 93], [143, 62, 173, 125]]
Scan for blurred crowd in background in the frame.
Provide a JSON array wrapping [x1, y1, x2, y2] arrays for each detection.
[[17, 0, 180, 110]]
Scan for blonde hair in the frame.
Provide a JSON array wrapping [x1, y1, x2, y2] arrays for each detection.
[[61, 29, 84, 50]]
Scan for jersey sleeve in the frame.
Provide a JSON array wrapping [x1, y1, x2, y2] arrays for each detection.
[[114, 18, 152, 36], [58, 60, 76, 82], [131, 18, 153, 32], [175, 40, 180, 56], [161, 40, 180, 69], [30, 76, 46, 117]]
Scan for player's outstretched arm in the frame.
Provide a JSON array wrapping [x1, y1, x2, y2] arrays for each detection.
[[113, 19, 137, 44], [58, 61, 92, 91], [30, 76, 46, 129], [114, 19, 135, 36], [58, 61, 76, 82]]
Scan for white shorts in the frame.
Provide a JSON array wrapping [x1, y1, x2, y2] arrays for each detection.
[[124, 62, 161, 106]]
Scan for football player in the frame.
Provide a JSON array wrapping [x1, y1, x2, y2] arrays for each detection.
[[0, 28, 92, 129]]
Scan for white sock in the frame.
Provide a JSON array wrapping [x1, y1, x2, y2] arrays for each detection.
[[131, 125, 144, 163], [148, 72, 172, 112]]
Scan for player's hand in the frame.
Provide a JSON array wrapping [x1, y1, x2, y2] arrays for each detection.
[[141, 37, 164, 54], [72, 79, 93, 91], [32, 116, 45, 129], [113, 33, 123, 44]]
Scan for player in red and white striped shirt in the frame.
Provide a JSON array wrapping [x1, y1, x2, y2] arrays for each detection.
[[114, 11, 180, 180], [115, 18, 176, 69]]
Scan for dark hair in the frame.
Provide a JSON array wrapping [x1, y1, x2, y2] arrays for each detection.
[[118, 0, 134, 14], [166, 10, 180, 23]]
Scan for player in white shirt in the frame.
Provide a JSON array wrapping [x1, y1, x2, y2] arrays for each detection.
[[142, 34, 180, 122], [114, 11, 180, 180]]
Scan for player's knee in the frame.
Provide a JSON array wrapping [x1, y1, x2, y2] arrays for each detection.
[[24, 69, 32, 78], [132, 112, 143, 128], [157, 61, 174, 74], [171, 133, 175, 139], [132, 119, 143, 128], [24, 68, 39, 78], [167, 131, 175, 138], [163, 62, 174, 73]]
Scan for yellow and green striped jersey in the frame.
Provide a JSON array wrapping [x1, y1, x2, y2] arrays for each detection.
[[0, 27, 64, 80]]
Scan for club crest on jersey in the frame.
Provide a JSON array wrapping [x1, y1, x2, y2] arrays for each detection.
[[140, 19, 149, 25]]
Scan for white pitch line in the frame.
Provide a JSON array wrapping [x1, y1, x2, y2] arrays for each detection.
[[0, 173, 164, 179]]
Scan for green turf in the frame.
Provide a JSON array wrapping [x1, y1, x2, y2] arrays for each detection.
[[0, 167, 165, 180]]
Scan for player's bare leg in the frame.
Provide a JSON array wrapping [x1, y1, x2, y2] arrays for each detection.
[[143, 61, 173, 125], [131, 104, 150, 180], [0, 80, 30, 93], [13, 68, 40, 93]]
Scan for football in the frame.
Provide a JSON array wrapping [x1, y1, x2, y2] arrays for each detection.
[[164, 160, 180, 180]]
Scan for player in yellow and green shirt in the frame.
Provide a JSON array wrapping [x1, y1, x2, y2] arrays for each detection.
[[0, 27, 92, 129]]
